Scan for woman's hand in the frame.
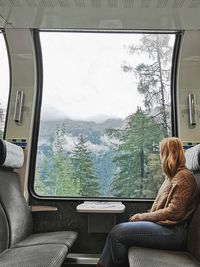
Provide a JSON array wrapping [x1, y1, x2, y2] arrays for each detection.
[[129, 213, 141, 222]]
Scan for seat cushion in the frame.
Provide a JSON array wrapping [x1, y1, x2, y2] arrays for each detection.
[[0, 244, 68, 267], [0, 203, 9, 254], [188, 203, 200, 261], [0, 170, 33, 246], [128, 247, 200, 267], [13, 231, 78, 249]]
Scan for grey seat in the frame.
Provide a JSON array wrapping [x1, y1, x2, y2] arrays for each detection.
[[128, 144, 200, 267], [0, 244, 68, 267], [129, 247, 199, 267], [0, 139, 78, 267]]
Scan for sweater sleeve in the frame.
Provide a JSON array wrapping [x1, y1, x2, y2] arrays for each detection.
[[136, 174, 198, 223], [150, 179, 167, 212]]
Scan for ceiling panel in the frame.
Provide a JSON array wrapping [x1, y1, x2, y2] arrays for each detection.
[[0, 0, 200, 30]]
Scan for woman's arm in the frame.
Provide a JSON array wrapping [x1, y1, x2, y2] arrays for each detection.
[[130, 174, 198, 223]]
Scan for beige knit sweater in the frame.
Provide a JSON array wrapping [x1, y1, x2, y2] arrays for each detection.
[[135, 168, 199, 225]]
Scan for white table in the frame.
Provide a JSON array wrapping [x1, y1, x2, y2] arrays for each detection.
[[77, 201, 125, 233]]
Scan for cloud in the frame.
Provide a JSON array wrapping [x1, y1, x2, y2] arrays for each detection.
[[62, 135, 78, 152], [41, 106, 68, 121], [53, 133, 110, 154], [101, 134, 121, 146], [86, 141, 109, 153]]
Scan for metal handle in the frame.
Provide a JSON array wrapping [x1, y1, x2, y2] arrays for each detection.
[[188, 94, 197, 126], [14, 91, 24, 124]]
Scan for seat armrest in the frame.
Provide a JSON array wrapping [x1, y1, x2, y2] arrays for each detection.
[[31, 206, 58, 212]]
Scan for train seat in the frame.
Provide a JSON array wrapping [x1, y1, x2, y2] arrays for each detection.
[[0, 139, 77, 267], [128, 144, 200, 267], [0, 244, 68, 267]]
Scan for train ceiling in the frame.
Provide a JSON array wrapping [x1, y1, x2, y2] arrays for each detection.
[[0, 0, 200, 30]]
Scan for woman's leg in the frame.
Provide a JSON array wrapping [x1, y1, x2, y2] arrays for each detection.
[[98, 221, 187, 267]]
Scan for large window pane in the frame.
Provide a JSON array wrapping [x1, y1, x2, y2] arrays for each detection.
[[35, 32, 175, 198], [0, 33, 9, 138]]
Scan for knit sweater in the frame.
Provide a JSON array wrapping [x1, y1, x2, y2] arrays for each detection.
[[135, 168, 199, 225]]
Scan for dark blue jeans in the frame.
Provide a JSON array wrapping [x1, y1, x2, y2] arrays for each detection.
[[98, 221, 188, 267]]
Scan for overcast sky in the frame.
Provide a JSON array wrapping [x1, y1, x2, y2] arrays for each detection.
[[40, 32, 148, 122], [0, 32, 175, 123]]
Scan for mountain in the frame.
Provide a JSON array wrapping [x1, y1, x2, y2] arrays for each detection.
[[39, 118, 122, 136]]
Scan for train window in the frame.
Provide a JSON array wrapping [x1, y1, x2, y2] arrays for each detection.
[[0, 32, 9, 138], [34, 32, 176, 198]]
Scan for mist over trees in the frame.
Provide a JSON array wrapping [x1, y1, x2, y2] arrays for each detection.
[[36, 124, 101, 197], [35, 124, 78, 196]]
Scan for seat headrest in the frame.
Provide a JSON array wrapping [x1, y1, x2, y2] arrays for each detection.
[[185, 144, 200, 172], [0, 139, 24, 169]]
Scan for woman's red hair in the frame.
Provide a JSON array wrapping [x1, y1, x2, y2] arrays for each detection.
[[160, 137, 186, 179]]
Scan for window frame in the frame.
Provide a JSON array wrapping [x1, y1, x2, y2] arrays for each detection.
[[0, 30, 11, 139], [29, 29, 182, 201]]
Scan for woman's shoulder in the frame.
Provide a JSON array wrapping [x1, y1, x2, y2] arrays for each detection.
[[178, 168, 193, 176], [173, 168, 196, 186]]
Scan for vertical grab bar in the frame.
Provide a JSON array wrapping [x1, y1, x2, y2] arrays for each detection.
[[188, 94, 197, 126], [14, 91, 24, 124]]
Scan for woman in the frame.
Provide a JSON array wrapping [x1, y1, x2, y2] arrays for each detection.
[[97, 137, 199, 267]]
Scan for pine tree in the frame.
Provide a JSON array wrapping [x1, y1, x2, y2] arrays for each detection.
[[144, 152, 164, 198], [34, 141, 55, 196], [70, 135, 100, 197], [52, 123, 79, 196], [110, 108, 165, 198], [35, 123, 79, 196], [121, 34, 173, 137], [34, 159, 51, 196]]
